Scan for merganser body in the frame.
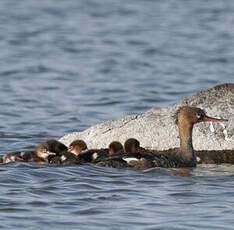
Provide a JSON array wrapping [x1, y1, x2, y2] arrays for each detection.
[[96, 106, 228, 169]]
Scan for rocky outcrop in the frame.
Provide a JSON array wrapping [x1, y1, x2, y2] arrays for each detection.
[[60, 84, 234, 151]]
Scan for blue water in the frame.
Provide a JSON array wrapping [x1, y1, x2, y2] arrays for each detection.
[[0, 0, 233, 229]]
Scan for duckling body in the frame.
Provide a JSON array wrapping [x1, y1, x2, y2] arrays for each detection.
[[45, 139, 68, 154], [48, 148, 109, 165], [49, 151, 80, 165], [0, 150, 35, 164], [95, 149, 189, 169], [78, 149, 109, 163]]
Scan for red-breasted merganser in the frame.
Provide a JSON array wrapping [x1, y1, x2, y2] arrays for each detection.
[[68, 139, 87, 156], [0, 151, 34, 164], [96, 106, 228, 168], [31, 139, 68, 163], [45, 139, 68, 153], [35, 143, 56, 163], [124, 138, 145, 153], [49, 139, 88, 164], [69, 141, 124, 166], [77, 141, 124, 164], [108, 141, 124, 156], [0, 139, 67, 164], [195, 150, 234, 164], [34, 139, 68, 163]]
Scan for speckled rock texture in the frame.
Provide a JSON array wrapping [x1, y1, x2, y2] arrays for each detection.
[[60, 83, 234, 151]]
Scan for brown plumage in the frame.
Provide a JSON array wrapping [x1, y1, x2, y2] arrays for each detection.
[[196, 150, 234, 164], [35, 143, 56, 162], [45, 139, 68, 154], [108, 141, 124, 156], [68, 139, 88, 156], [96, 106, 228, 169]]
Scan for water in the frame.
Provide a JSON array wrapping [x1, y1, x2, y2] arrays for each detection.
[[0, 0, 233, 229]]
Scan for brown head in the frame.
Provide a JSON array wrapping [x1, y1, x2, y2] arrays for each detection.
[[108, 141, 124, 156], [124, 138, 140, 153], [68, 139, 88, 156], [175, 106, 228, 126], [36, 143, 56, 160], [174, 106, 228, 164]]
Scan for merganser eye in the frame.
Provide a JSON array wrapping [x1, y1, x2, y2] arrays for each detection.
[[196, 113, 201, 118]]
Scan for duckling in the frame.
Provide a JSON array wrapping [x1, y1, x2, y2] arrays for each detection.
[[0, 150, 35, 164], [45, 139, 68, 154], [35, 143, 56, 163], [108, 141, 124, 156], [68, 139, 87, 156]]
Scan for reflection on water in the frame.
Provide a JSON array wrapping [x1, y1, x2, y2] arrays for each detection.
[[0, 0, 233, 229]]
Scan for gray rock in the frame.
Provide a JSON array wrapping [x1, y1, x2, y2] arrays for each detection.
[[60, 83, 234, 151]]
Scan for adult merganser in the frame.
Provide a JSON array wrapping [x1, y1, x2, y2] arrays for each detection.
[[96, 106, 228, 169], [196, 150, 234, 164]]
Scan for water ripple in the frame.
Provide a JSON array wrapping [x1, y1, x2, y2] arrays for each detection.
[[0, 0, 233, 229]]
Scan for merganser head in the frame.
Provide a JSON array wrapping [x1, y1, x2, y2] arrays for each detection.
[[175, 106, 228, 125], [36, 143, 56, 160], [124, 138, 140, 153], [108, 141, 124, 156], [68, 139, 87, 156]]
